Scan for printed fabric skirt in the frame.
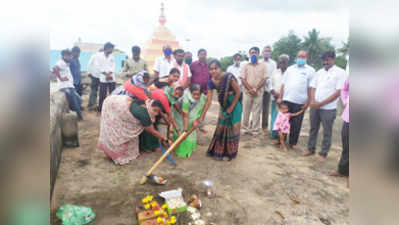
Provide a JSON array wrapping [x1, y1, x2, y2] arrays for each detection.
[[207, 94, 242, 160], [97, 95, 143, 165]]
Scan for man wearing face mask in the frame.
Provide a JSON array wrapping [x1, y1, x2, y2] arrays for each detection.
[[227, 53, 243, 90], [184, 51, 193, 66], [277, 50, 315, 150], [154, 44, 174, 79], [304, 51, 346, 162], [260, 45, 277, 133], [241, 47, 268, 136]]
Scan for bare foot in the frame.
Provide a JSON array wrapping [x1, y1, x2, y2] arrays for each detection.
[[213, 156, 223, 161], [242, 131, 251, 136], [281, 145, 288, 152], [329, 171, 345, 177], [222, 157, 230, 161], [199, 128, 208, 134], [316, 155, 326, 163], [302, 151, 315, 157], [272, 140, 281, 145], [96, 112, 101, 117], [290, 145, 301, 151]]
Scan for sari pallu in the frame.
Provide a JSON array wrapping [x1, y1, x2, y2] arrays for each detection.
[[97, 95, 154, 165], [207, 73, 242, 160], [173, 91, 206, 157]]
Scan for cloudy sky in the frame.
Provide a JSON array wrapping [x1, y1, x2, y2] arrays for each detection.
[[48, 0, 349, 58]]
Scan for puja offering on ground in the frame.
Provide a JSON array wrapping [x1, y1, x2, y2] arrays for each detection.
[[137, 195, 176, 225], [159, 188, 188, 214]]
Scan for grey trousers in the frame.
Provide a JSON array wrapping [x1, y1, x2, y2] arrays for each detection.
[[262, 91, 271, 129], [307, 108, 337, 157], [242, 92, 263, 134]]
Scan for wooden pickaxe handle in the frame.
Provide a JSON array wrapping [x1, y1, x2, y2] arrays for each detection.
[[140, 126, 196, 184]]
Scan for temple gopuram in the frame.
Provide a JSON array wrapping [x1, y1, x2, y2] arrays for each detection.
[[142, 3, 180, 73]]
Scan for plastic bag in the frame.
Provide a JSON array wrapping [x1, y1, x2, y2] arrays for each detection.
[[56, 204, 96, 225], [159, 188, 187, 214]]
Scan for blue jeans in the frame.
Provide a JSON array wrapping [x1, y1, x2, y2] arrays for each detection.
[[61, 87, 83, 120]]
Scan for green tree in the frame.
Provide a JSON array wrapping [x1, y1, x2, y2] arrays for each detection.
[[338, 39, 350, 58], [335, 39, 349, 69], [220, 56, 234, 72], [335, 55, 347, 69], [301, 28, 334, 70], [271, 31, 302, 65]]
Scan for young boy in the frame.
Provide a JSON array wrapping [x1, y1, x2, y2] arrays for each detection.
[[53, 49, 83, 121]]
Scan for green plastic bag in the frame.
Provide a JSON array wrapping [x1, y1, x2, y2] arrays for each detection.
[[56, 204, 96, 225]]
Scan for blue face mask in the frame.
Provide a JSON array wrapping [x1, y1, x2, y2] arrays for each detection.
[[164, 48, 172, 55], [296, 59, 306, 66], [251, 55, 258, 64]]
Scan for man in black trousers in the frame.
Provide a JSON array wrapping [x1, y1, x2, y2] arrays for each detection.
[[277, 50, 316, 150]]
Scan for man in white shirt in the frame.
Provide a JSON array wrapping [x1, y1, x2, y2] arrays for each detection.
[[277, 50, 315, 150], [173, 49, 191, 89], [260, 46, 277, 133], [154, 44, 174, 79], [227, 53, 243, 89], [89, 42, 116, 113], [304, 51, 346, 162], [87, 49, 102, 111], [53, 49, 83, 120], [269, 54, 289, 140]]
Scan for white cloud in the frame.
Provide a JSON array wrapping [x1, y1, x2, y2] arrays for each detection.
[[47, 0, 349, 58]]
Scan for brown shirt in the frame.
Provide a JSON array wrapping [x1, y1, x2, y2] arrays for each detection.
[[241, 62, 268, 95], [122, 58, 148, 77]]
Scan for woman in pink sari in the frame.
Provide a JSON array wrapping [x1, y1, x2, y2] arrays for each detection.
[[98, 94, 170, 165]]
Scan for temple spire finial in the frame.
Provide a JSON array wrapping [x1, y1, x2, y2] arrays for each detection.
[[159, 2, 166, 26]]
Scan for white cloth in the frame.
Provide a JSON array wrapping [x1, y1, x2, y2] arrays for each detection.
[[227, 63, 243, 87], [260, 58, 277, 92], [55, 59, 74, 89], [87, 52, 116, 83], [310, 65, 346, 110], [282, 64, 316, 104], [175, 62, 192, 78], [154, 56, 175, 78], [270, 68, 285, 100]]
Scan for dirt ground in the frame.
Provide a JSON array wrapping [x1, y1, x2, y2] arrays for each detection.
[[53, 92, 349, 225]]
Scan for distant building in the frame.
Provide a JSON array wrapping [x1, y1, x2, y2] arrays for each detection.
[[49, 41, 127, 72], [142, 3, 180, 72]]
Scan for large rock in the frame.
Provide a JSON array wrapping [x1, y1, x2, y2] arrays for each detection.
[[61, 112, 79, 147], [50, 91, 79, 198], [50, 91, 68, 198]]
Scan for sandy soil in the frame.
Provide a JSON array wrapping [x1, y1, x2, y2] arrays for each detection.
[[53, 93, 349, 225]]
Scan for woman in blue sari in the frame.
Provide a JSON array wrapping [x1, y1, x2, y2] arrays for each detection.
[[196, 59, 242, 161]]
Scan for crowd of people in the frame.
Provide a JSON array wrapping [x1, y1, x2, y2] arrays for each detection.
[[52, 42, 349, 183]]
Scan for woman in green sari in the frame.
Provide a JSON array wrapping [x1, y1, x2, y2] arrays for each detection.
[[139, 87, 184, 153], [172, 84, 206, 157], [197, 59, 242, 161]]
